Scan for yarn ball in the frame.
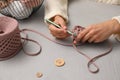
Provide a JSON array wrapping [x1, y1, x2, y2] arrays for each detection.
[[0, 16, 21, 60], [8, 1, 33, 19], [0, 0, 43, 19]]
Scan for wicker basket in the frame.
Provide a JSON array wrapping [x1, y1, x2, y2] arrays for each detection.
[[0, 0, 44, 19]]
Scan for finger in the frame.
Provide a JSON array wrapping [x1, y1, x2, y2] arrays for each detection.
[[51, 31, 63, 39], [82, 29, 97, 43], [94, 36, 105, 43], [53, 31, 69, 39], [76, 26, 92, 42], [54, 20, 62, 28], [94, 39, 102, 43], [73, 39, 77, 44], [54, 19, 66, 29], [54, 34, 68, 39], [63, 26, 67, 30], [88, 35, 98, 43], [49, 24, 62, 33], [50, 20, 67, 34], [92, 33, 104, 43], [53, 18, 68, 35], [59, 22, 66, 29], [49, 20, 69, 38], [49, 24, 65, 36]]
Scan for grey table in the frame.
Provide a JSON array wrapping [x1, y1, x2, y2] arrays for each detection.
[[0, 0, 120, 80]]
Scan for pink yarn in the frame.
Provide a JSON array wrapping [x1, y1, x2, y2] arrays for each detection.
[[0, 16, 41, 61], [0, 16, 22, 60]]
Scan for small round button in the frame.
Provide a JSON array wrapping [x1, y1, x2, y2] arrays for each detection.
[[36, 72, 43, 78], [55, 58, 65, 67]]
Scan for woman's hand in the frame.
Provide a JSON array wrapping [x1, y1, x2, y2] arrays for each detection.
[[74, 19, 120, 44], [48, 15, 70, 39]]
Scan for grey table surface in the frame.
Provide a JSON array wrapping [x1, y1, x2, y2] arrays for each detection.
[[0, 0, 120, 80]]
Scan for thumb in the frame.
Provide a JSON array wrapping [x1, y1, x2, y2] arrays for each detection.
[[55, 20, 68, 33], [59, 21, 67, 29], [55, 19, 66, 28]]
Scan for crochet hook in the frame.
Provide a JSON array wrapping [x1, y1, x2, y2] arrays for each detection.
[[45, 19, 75, 36]]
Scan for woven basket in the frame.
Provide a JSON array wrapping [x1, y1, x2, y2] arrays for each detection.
[[0, 16, 22, 60], [0, 0, 44, 19]]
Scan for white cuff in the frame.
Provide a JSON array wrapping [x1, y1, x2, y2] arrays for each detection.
[[112, 16, 120, 24], [44, 10, 68, 23], [112, 16, 120, 41], [44, 0, 68, 23], [114, 33, 120, 41]]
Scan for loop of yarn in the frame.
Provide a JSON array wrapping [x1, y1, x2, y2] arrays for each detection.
[[20, 26, 113, 73], [72, 26, 113, 73], [0, 16, 41, 61]]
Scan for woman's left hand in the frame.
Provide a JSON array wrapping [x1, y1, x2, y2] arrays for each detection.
[[74, 19, 120, 44]]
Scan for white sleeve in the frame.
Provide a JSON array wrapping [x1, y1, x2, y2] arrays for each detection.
[[113, 16, 120, 23], [44, 0, 68, 22], [113, 16, 120, 41]]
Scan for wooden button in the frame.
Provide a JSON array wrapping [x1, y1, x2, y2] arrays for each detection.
[[36, 72, 43, 78], [55, 58, 65, 67]]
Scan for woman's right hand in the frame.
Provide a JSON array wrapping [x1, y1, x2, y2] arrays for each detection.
[[48, 15, 70, 39]]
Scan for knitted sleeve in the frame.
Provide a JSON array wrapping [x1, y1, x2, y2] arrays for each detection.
[[44, 0, 68, 22], [113, 16, 120, 41]]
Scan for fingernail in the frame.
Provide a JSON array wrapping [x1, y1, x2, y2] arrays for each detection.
[[73, 41, 77, 44]]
